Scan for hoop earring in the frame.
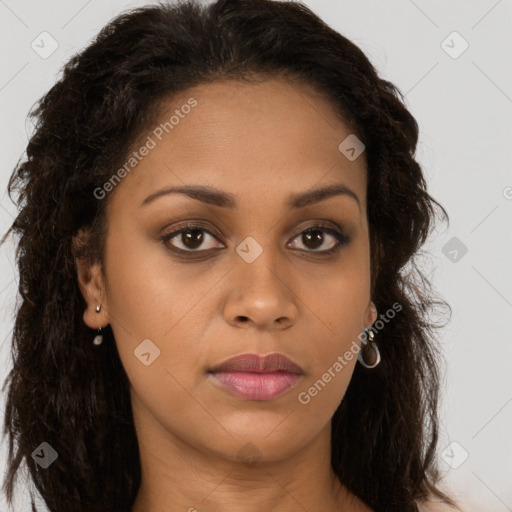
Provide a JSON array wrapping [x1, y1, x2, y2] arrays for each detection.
[[93, 304, 103, 345], [358, 328, 381, 369]]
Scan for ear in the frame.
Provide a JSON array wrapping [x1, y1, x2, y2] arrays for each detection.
[[365, 301, 378, 328], [73, 231, 109, 330]]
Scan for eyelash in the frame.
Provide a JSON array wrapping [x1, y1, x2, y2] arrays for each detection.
[[160, 222, 351, 257]]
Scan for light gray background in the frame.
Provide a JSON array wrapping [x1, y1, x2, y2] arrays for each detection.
[[1, 1, 511, 511]]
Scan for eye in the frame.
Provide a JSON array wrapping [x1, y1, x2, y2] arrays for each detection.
[[161, 224, 224, 253], [288, 224, 350, 254], [160, 222, 351, 256]]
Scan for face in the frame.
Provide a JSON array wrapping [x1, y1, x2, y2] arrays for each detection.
[[77, 78, 377, 464]]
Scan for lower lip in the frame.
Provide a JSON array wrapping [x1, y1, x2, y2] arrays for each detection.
[[209, 371, 302, 400]]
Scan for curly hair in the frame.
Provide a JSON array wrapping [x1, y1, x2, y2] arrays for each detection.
[[1, 0, 458, 511]]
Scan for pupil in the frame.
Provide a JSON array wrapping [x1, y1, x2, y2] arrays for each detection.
[[304, 230, 323, 249], [183, 229, 204, 249]]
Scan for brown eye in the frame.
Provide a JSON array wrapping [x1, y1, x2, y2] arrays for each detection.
[[302, 230, 324, 250], [161, 222, 350, 257], [181, 228, 204, 249], [161, 225, 224, 252], [289, 225, 350, 254]]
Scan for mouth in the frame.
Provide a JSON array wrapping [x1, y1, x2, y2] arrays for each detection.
[[208, 353, 304, 401]]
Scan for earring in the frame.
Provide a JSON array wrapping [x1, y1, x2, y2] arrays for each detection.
[[93, 328, 103, 346], [93, 304, 103, 345], [358, 327, 381, 369]]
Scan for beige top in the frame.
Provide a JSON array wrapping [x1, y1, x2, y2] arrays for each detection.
[[416, 499, 461, 512]]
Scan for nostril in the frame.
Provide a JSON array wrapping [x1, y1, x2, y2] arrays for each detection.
[[276, 316, 292, 328]]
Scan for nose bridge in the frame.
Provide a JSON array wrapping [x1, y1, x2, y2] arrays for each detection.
[[223, 234, 298, 329], [235, 234, 289, 298]]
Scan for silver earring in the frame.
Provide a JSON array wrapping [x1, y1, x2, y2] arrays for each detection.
[[93, 328, 103, 346], [93, 304, 103, 345], [358, 328, 381, 368]]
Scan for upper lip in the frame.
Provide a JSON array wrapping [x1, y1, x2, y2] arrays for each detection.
[[209, 353, 304, 374]]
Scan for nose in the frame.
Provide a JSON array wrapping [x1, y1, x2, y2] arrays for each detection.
[[222, 251, 298, 331]]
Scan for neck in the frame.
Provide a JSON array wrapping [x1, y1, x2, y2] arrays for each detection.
[[129, 394, 368, 512]]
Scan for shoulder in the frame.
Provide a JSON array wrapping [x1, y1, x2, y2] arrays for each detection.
[[416, 499, 460, 512]]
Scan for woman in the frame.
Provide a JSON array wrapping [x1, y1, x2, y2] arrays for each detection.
[[1, 0, 460, 511]]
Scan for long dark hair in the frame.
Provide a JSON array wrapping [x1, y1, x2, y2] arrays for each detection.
[[1, 1, 458, 510]]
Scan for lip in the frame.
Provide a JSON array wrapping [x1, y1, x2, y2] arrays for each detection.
[[208, 353, 304, 401]]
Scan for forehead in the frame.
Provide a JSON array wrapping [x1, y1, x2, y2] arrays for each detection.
[[108, 78, 367, 211]]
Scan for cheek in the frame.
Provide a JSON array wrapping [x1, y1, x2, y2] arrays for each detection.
[[303, 269, 369, 346], [296, 310, 361, 411], [102, 227, 218, 400], [296, 361, 356, 420], [295, 276, 367, 407], [102, 224, 198, 340]]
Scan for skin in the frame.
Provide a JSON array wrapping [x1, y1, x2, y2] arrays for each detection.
[[75, 78, 378, 512]]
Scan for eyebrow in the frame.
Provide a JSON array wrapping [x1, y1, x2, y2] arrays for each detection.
[[140, 183, 361, 212]]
